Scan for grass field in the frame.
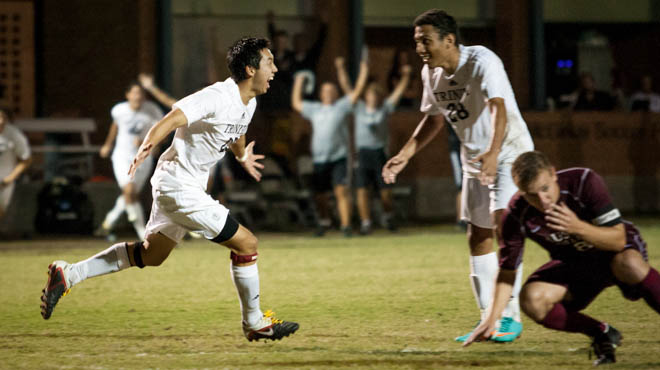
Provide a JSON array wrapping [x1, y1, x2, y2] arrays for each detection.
[[2, 221, 660, 369]]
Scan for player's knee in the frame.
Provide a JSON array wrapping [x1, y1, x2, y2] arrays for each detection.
[[520, 286, 548, 322], [611, 249, 649, 285], [237, 234, 259, 255]]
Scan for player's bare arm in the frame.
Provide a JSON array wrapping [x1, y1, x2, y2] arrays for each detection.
[[1, 156, 32, 187], [469, 97, 507, 185], [545, 202, 626, 252], [291, 74, 305, 113], [229, 135, 265, 182], [463, 268, 516, 346], [386, 64, 412, 107], [100, 122, 118, 158], [128, 108, 187, 178], [138, 73, 177, 107], [383, 114, 444, 184]]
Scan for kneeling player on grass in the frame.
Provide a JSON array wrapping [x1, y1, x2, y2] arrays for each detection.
[[463, 151, 660, 366], [40, 37, 299, 342]]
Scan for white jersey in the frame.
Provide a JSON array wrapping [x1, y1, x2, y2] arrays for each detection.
[[110, 101, 163, 161], [0, 124, 30, 178], [420, 44, 533, 176], [152, 77, 256, 192]]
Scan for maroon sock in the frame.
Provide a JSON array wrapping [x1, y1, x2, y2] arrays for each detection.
[[541, 302, 606, 338], [639, 268, 660, 314]]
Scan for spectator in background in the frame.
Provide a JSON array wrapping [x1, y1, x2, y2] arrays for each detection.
[[336, 57, 411, 235], [96, 82, 163, 240], [291, 58, 368, 237], [0, 107, 32, 225], [630, 75, 660, 113], [573, 72, 615, 111], [388, 49, 418, 109]]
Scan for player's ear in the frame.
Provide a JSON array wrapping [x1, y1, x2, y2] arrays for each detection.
[[245, 65, 256, 78], [444, 33, 456, 48]]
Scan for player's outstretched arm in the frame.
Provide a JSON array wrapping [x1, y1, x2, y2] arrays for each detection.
[[229, 136, 265, 182], [382, 114, 444, 184], [100, 122, 118, 158], [128, 108, 187, 178], [386, 65, 412, 107], [139, 73, 177, 108], [463, 269, 516, 347], [291, 73, 305, 113], [334, 57, 353, 95]]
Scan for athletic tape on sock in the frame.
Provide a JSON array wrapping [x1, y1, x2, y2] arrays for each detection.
[[230, 252, 258, 264], [133, 242, 145, 268]]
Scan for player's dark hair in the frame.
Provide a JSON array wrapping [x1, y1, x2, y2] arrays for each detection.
[[227, 37, 271, 82], [0, 106, 13, 121], [511, 151, 553, 191], [125, 80, 144, 94], [413, 9, 460, 45]]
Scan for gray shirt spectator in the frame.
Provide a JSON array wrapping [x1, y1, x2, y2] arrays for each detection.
[[354, 100, 395, 150], [301, 96, 353, 163]]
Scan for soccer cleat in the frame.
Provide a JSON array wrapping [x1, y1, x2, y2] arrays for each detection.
[[455, 321, 481, 342], [359, 224, 372, 236], [341, 226, 352, 238], [40, 261, 72, 320], [314, 224, 328, 237], [590, 324, 622, 366], [490, 317, 523, 342], [242, 310, 299, 342]]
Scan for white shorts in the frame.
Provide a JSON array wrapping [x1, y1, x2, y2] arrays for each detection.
[[0, 182, 14, 213], [460, 163, 518, 229], [112, 156, 153, 190], [145, 187, 230, 243]]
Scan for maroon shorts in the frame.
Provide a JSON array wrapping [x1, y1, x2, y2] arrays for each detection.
[[526, 222, 648, 311]]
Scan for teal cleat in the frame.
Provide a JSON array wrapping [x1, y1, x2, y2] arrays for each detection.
[[490, 317, 522, 342], [455, 321, 481, 342]]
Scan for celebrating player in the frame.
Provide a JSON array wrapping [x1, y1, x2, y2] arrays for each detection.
[[40, 37, 299, 342], [382, 9, 534, 341], [96, 82, 163, 240], [0, 107, 31, 225], [463, 151, 660, 365], [336, 56, 411, 234], [291, 56, 368, 237]]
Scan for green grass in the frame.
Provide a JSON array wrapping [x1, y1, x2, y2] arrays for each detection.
[[2, 222, 660, 369]]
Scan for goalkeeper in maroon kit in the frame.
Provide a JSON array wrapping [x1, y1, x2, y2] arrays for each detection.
[[463, 151, 660, 366]]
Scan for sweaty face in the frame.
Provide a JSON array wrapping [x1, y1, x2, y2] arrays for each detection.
[[320, 83, 339, 105], [126, 85, 145, 110], [517, 168, 560, 212], [414, 25, 453, 68], [252, 48, 277, 95]]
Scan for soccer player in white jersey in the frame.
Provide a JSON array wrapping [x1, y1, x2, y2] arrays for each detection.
[[40, 37, 299, 342], [382, 9, 534, 342], [96, 82, 163, 240], [0, 107, 31, 225]]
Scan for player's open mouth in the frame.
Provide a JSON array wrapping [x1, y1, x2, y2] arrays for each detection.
[[267, 76, 273, 88], [419, 53, 430, 63]]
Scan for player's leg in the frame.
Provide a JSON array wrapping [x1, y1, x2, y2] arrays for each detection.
[[96, 195, 125, 236], [610, 226, 660, 313], [454, 176, 498, 342], [332, 158, 351, 237], [522, 261, 620, 365], [211, 216, 299, 341], [40, 231, 177, 319], [123, 183, 146, 239]]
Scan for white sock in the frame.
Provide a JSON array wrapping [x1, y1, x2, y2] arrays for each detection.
[[361, 219, 371, 227], [102, 196, 125, 230], [68, 243, 131, 287], [230, 263, 263, 327], [502, 262, 523, 322], [469, 252, 499, 321], [126, 202, 146, 239]]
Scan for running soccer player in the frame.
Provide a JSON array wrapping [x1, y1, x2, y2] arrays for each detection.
[[463, 151, 660, 366], [0, 107, 31, 224], [382, 9, 534, 341], [96, 82, 163, 240], [335, 57, 412, 234], [41, 37, 299, 342], [291, 56, 368, 237]]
